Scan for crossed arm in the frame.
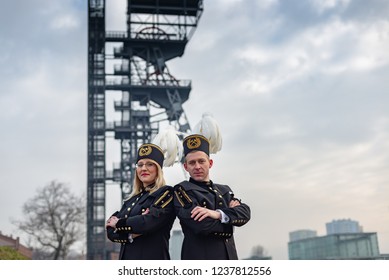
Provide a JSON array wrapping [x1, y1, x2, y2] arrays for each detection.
[[106, 208, 150, 239], [191, 200, 241, 221]]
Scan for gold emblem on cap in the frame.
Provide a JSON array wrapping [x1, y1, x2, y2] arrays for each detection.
[[187, 137, 201, 149], [139, 145, 152, 156]]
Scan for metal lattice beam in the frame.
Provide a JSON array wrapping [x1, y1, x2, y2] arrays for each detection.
[[87, 0, 203, 259]]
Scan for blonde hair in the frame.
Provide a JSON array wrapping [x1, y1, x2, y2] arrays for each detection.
[[127, 159, 166, 199]]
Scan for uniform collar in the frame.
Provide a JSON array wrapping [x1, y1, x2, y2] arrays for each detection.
[[189, 177, 213, 188], [143, 183, 156, 192]]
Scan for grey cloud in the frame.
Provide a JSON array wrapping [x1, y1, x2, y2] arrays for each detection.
[[1, 0, 389, 259]]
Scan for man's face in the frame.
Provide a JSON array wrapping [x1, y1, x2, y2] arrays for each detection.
[[184, 150, 213, 182]]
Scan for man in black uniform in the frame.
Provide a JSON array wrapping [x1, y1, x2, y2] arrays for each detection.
[[174, 134, 251, 259]]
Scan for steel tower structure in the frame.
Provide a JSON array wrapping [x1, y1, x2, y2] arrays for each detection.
[[87, 0, 203, 259]]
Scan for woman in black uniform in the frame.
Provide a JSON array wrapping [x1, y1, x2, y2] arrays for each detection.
[[106, 142, 176, 259]]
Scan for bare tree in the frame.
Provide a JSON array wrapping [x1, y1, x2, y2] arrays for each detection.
[[13, 181, 85, 259]]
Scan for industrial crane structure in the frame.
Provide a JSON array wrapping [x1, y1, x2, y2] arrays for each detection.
[[87, 0, 203, 259]]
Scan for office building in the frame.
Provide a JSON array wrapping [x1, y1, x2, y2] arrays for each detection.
[[288, 232, 380, 259], [289, 229, 317, 242], [288, 219, 381, 260], [326, 219, 362, 235]]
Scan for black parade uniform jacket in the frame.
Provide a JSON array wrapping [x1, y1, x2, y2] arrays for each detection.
[[106, 185, 175, 260], [174, 178, 250, 260]]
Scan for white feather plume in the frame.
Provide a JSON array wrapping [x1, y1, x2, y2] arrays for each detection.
[[152, 126, 183, 167], [193, 113, 223, 154]]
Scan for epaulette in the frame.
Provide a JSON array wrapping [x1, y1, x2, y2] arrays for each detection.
[[153, 189, 173, 208], [174, 185, 193, 208]]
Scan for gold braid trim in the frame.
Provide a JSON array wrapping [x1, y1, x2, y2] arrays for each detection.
[[160, 196, 173, 208], [174, 190, 185, 207], [179, 187, 192, 203], [153, 190, 170, 206]]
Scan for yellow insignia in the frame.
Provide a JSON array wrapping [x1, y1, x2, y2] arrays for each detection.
[[187, 137, 201, 149], [139, 145, 152, 156]]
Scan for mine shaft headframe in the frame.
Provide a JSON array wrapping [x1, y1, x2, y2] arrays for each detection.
[[124, 0, 203, 131], [127, 0, 204, 42], [126, 0, 203, 72]]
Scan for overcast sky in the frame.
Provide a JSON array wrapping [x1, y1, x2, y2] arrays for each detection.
[[1, 0, 389, 260]]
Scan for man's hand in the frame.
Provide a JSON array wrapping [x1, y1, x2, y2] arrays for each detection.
[[191, 206, 221, 221]]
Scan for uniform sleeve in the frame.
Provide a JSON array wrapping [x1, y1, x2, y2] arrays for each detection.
[[115, 188, 175, 234], [174, 185, 233, 238], [106, 211, 130, 244], [106, 226, 130, 244], [215, 185, 251, 227], [220, 202, 251, 227]]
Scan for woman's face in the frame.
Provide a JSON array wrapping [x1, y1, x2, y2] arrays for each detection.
[[136, 159, 158, 186]]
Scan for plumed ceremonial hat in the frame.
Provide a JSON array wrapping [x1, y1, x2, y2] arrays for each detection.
[[183, 134, 210, 156], [152, 126, 183, 167], [183, 113, 222, 157], [137, 143, 164, 168], [137, 126, 183, 168]]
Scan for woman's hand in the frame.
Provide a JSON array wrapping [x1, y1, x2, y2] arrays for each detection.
[[106, 216, 119, 228]]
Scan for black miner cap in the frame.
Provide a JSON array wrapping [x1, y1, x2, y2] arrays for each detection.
[[137, 143, 164, 168], [183, 134, 210, 156]]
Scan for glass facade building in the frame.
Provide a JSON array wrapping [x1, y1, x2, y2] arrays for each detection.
[[288, 232, 380, 260], [289, 230, 317, 242], [326, 219, 362, 235]]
